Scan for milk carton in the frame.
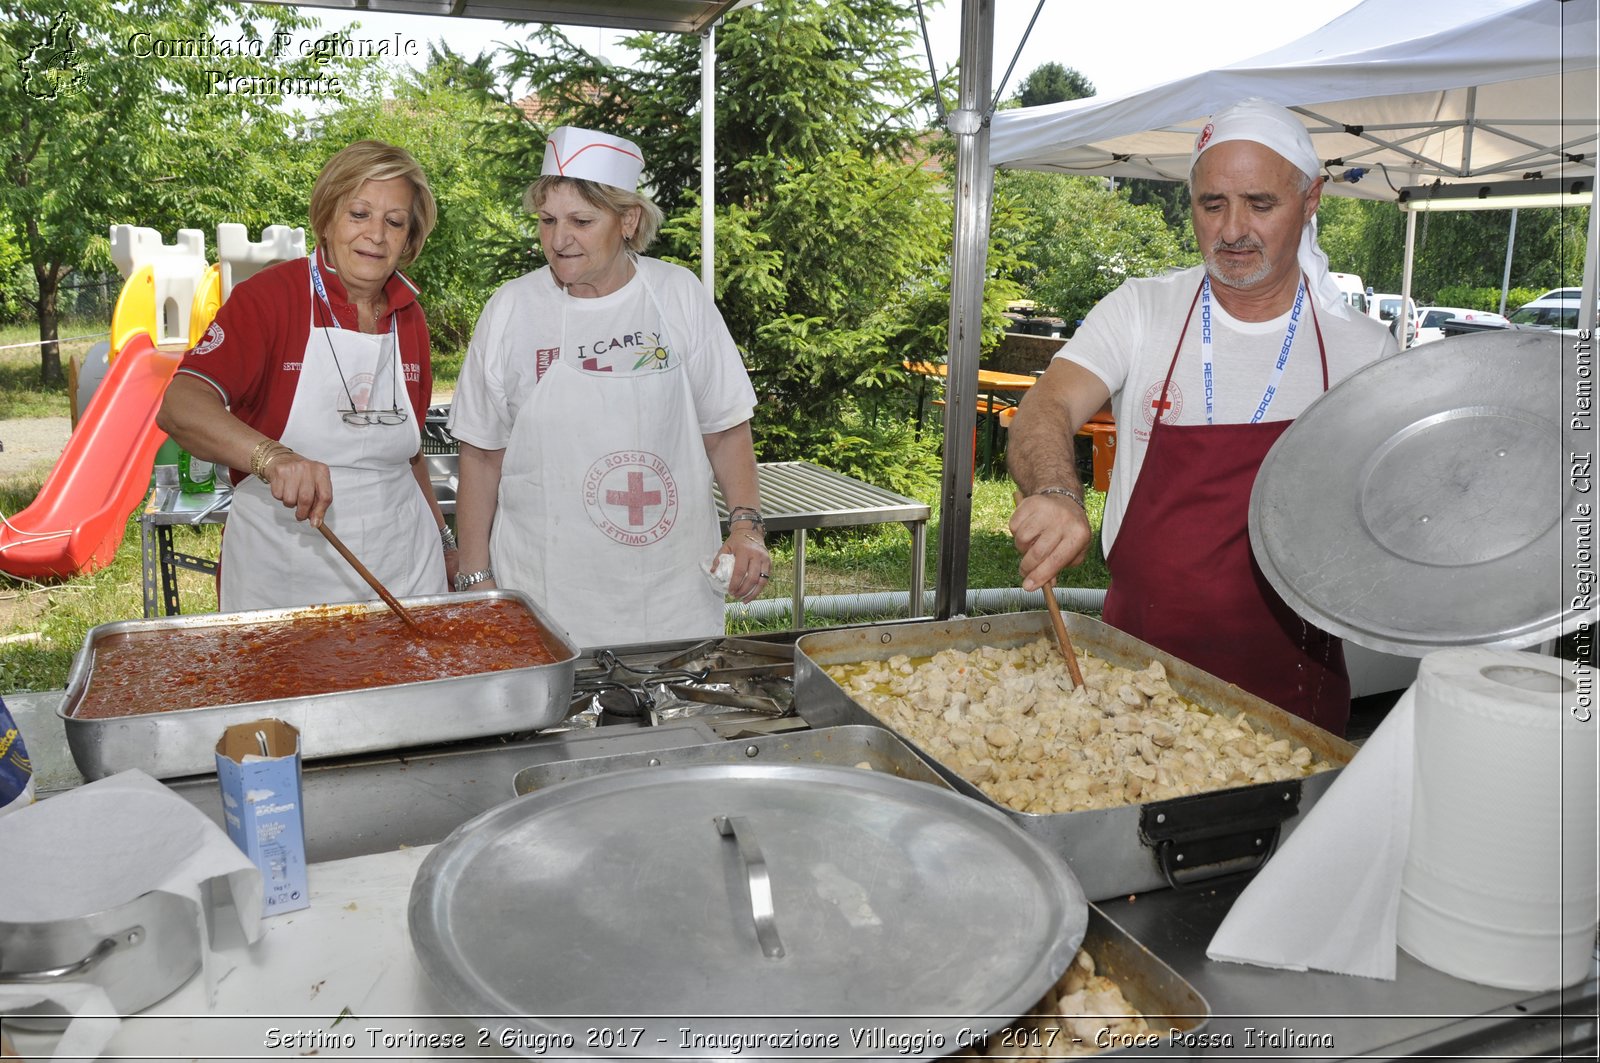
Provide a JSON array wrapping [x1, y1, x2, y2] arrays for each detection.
[[216, 719, 308, 914]]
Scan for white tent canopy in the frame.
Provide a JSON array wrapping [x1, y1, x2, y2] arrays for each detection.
[[930, 0, 1598, 614], [988, 0, 1597, 202]]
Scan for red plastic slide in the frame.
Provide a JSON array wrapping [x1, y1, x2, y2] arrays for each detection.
[[0, 332, 181, 579]]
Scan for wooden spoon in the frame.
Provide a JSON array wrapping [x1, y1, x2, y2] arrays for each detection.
[[316, 522, 425, 633], [1014, 490, 1086, 688]]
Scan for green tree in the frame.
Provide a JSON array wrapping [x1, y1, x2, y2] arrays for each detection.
[[1315, 195, 1587, 300], [0, 0, 331, 385], [307, 61, 528, 354], [1014, 62, 1094, 109], [995, 170, 1195, 327], [486, 0, 953, 492]]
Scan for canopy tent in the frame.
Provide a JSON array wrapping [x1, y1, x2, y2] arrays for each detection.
[[988, 0, 1597, 200], [974, 0, 1599, 352]]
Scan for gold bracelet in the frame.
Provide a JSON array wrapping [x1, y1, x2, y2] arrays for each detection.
[[250, 439, 289, 484]]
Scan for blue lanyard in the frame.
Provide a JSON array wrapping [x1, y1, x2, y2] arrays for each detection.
[[1198, 275, 1306, 425], [308, 254, 395, 335]]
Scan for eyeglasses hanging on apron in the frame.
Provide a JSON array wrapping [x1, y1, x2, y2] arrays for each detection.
[[309, 253, 407, 426], [218, 255, 444, 612]]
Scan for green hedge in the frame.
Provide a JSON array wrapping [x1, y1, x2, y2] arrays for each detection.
[[1431, 285, 1546, 315]]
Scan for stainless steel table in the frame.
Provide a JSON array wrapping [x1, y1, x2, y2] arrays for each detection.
[[1097, 880, 1598, 1058], [717, 460, 931, 621], [139, 462, 462, 618], [12, 675, 1597, 1059], [138, 483, 229, 617]]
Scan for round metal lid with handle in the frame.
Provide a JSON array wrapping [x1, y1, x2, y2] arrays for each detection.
[[409, 763, 1088, 1059], [1249, 328, 1588, 656]]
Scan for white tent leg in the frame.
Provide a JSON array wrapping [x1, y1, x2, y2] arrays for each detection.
[[1400, 209, 1418, 347], [1582, 190, 1598, 335], [700, 26, 715, 292], [1499, 208, 1518, 317]]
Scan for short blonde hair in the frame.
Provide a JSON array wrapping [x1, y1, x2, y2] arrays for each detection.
[[309, 140, 437, 269], [524, 176, 663, 254]]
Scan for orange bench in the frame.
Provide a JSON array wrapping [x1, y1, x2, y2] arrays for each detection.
[[998, 408, 1117, 491]]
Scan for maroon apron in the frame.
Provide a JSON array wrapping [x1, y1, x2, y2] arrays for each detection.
[[1100, 284, 1350, 735]]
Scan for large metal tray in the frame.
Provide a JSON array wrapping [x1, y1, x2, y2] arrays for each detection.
[[793, 612, 1357, 901], [1036, 905, 1210, 1058], [512, 723, 948, 795], [57, 589, 578, 781]]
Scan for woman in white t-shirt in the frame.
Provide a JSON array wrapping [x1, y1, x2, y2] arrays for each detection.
[[448, 127, 768, 649]]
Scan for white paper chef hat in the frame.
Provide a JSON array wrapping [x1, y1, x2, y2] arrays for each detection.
[[541, 126, 645, 192], [1189, 98, 1356, 322]]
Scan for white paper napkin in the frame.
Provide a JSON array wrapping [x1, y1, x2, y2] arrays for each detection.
[[702, 552, 735, 596], [1206, 688, 1416, 979], [0, 769, 264, 1049]]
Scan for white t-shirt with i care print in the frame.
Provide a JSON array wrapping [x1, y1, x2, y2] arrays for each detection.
[[1059, 265, 1396, 553], [449, 256, 756, 450]]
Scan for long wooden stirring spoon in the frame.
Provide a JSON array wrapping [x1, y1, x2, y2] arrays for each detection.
[[1014, 490, 1086, 688], [316, 521, 425, 633]]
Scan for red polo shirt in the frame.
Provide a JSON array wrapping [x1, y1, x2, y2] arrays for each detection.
[[175, 249, 432, 484]]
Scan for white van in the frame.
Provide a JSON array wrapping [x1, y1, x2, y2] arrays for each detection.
[[1329, 272, 1368, 315]]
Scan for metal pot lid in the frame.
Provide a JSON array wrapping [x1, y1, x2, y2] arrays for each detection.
[[409, 763, 1087, 1059], [1250, 329, 1589, 657]]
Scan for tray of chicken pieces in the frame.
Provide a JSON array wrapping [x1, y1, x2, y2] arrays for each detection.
[[794, 612, 1356, 901]]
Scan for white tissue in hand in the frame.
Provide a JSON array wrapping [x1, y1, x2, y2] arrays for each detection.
[[702, 552, 735, 596]]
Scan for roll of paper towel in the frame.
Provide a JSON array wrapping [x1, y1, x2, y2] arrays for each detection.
[[1397, 648, 1597, 991]]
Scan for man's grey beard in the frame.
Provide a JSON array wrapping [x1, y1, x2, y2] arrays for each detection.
[[1204, 240, 1273, 289]]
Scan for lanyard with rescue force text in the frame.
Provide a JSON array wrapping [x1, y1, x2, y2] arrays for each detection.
[[1198, 274, 1306, 425]]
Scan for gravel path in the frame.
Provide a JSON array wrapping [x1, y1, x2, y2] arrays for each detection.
[[0, 417, 71, 480]]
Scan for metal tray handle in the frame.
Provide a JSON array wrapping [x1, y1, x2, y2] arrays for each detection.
[[0, 927, 141, 983], [713, 815, 785, 959]]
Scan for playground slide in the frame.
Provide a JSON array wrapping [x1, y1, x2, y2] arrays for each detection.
[[0, 332, 181, 579]]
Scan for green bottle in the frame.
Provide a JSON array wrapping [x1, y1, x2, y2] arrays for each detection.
[[178, 449, 216, 494]]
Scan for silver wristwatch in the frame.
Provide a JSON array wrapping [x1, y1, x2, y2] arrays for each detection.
[[454, 568, 494, 592]]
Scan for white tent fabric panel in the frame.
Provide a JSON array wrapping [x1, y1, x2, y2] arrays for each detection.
[[988, 0, 1597, 201]]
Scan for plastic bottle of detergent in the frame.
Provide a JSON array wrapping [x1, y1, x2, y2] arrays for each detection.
[[178, 448, 216, 494]]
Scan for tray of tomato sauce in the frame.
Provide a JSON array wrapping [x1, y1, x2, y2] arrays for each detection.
[[57, 589, 579, 781]]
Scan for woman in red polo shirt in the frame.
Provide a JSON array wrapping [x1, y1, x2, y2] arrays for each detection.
[[157, 141, 454, 611]]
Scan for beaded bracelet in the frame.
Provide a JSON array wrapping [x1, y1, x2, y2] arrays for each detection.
[[1033, 486, 1086, 512], [439, 524, 458, 551]]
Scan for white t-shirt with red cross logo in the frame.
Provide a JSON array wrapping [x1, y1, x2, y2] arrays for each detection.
[[1060, 265, 1395, 553]]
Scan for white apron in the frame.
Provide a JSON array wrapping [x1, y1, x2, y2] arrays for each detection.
[[491, 266, 724, 649], [220, 259, 444, 611]]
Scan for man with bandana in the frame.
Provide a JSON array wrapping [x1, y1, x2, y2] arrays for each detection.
[[1007, 98, 1397, 737]]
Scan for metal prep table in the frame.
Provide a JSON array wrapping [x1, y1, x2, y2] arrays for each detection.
[[138, 483, 230, 618], [139, 462, 462, 618], [716, 460, 931, 620], [8, 639, 1596, 1059]]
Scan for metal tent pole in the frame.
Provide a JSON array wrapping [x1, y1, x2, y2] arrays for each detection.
[[934, 0, 994, 618]]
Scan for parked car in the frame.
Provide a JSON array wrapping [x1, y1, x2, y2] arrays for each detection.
[[1412, 306, 1511, 345], [1507, 288, 1591, 334], [1330, 272, 1368, 315], [1368, 293, 1421, 344]]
